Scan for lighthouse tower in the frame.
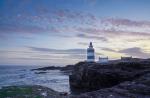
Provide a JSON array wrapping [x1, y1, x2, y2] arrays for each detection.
[[87, 42, 95, 62]]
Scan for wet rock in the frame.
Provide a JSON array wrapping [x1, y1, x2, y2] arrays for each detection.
[[31, 65, 74, 72], [35, 71, 47, 74], [60, 92, 68, 96]]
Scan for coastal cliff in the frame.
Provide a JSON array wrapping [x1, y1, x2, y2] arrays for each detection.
[[69, 60, 150, 98]]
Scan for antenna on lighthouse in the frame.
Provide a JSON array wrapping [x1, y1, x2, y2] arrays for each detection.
[[89, 42, 93, 47]]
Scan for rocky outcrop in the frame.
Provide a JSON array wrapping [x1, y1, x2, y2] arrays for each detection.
[[0, 85, 70, 98], [31, 65, 74, 75], [69, 60, 150, 97], [31, 65, 74, 71], [74, 73, 150, 98]]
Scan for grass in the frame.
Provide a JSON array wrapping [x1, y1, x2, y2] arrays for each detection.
[[0, 86, 33, 98], [0, 85, 64, 98]]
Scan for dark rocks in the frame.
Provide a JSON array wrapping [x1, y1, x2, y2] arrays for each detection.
[[32, 65, 74, 76], [60, 92, 68, 96], [76, 73, 150, 98], [35, 71, 47, 74], [32, 66, 62, 71], [31, 65, 74, 72], [69, 61, 150, 97]]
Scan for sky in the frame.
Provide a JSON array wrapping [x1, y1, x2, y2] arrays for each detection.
[[0, 0, 150, 66]]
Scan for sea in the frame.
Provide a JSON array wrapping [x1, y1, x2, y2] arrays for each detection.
[[0, 65, 70, 93]]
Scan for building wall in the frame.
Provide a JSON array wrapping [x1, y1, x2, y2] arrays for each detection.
[[98, 58, 108, 64], [87, 43, 95, 62], [87, 49, 95, 62]]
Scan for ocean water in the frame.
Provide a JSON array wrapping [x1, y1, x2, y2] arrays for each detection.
[[0, 66, 70, 93]]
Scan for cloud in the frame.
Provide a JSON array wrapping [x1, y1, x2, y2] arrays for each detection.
[[2, 4, 150, 40], [0, 23, 50, 34], [95, 52, 104, 56], [118, 47, 150, 58], [28, 46, 86, 54], [52, 9, 97, 22], [0, 47, 87, 65], [0, 8, 99, 39], [101, 47, 116, 52], [104, 29, 150, 37], [78, 42, 89, 46], [77, 26, 150, 37], [11, 57, 54, 61], [77, 34, 108, 42], [27, 46, 87, 61], [100, 47, 150, 58], [64, 54, 86, 60], [76, 27, 100, 34], [101, 18, 150, 27]]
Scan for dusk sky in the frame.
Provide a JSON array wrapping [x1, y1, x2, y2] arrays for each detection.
[[0, 0, 150, 66]]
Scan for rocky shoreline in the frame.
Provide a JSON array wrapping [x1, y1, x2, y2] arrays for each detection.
[[70, 60, 150, 98], [31, 65, 74, 75], [1, 60, 150, 98], [31, 65, 74, 71], [0, 85, 70, 98], [74, 72, 150, 98]]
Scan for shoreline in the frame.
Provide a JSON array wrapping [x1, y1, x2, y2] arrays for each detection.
[[1, 60, 150, 98], [0, 85, 71, 98]]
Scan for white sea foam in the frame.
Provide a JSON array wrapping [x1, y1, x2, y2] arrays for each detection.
[[0, 66, 70, 93]]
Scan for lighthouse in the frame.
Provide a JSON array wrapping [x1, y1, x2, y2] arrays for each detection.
[[87, 42, 95, 62]]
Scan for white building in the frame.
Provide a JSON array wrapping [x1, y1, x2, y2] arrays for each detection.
[[87, 42, 95, 62], [97, 56, 108, 64]]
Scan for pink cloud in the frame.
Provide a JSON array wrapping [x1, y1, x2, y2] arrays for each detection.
[[101, 18, 150, 27]]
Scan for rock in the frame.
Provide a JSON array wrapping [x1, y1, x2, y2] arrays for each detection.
[[31, 65, 74, 72], [60, 92, 68, 96], [76, 73, 150, 98], [69, 61, 150, 97], [0, 85, 70, 98], [41, 91, 47, 97], [31, 66, 62, 71], [35, 71, 47, 74]]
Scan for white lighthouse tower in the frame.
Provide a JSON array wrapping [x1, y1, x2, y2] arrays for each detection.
[[87, 42, 95, 62]]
